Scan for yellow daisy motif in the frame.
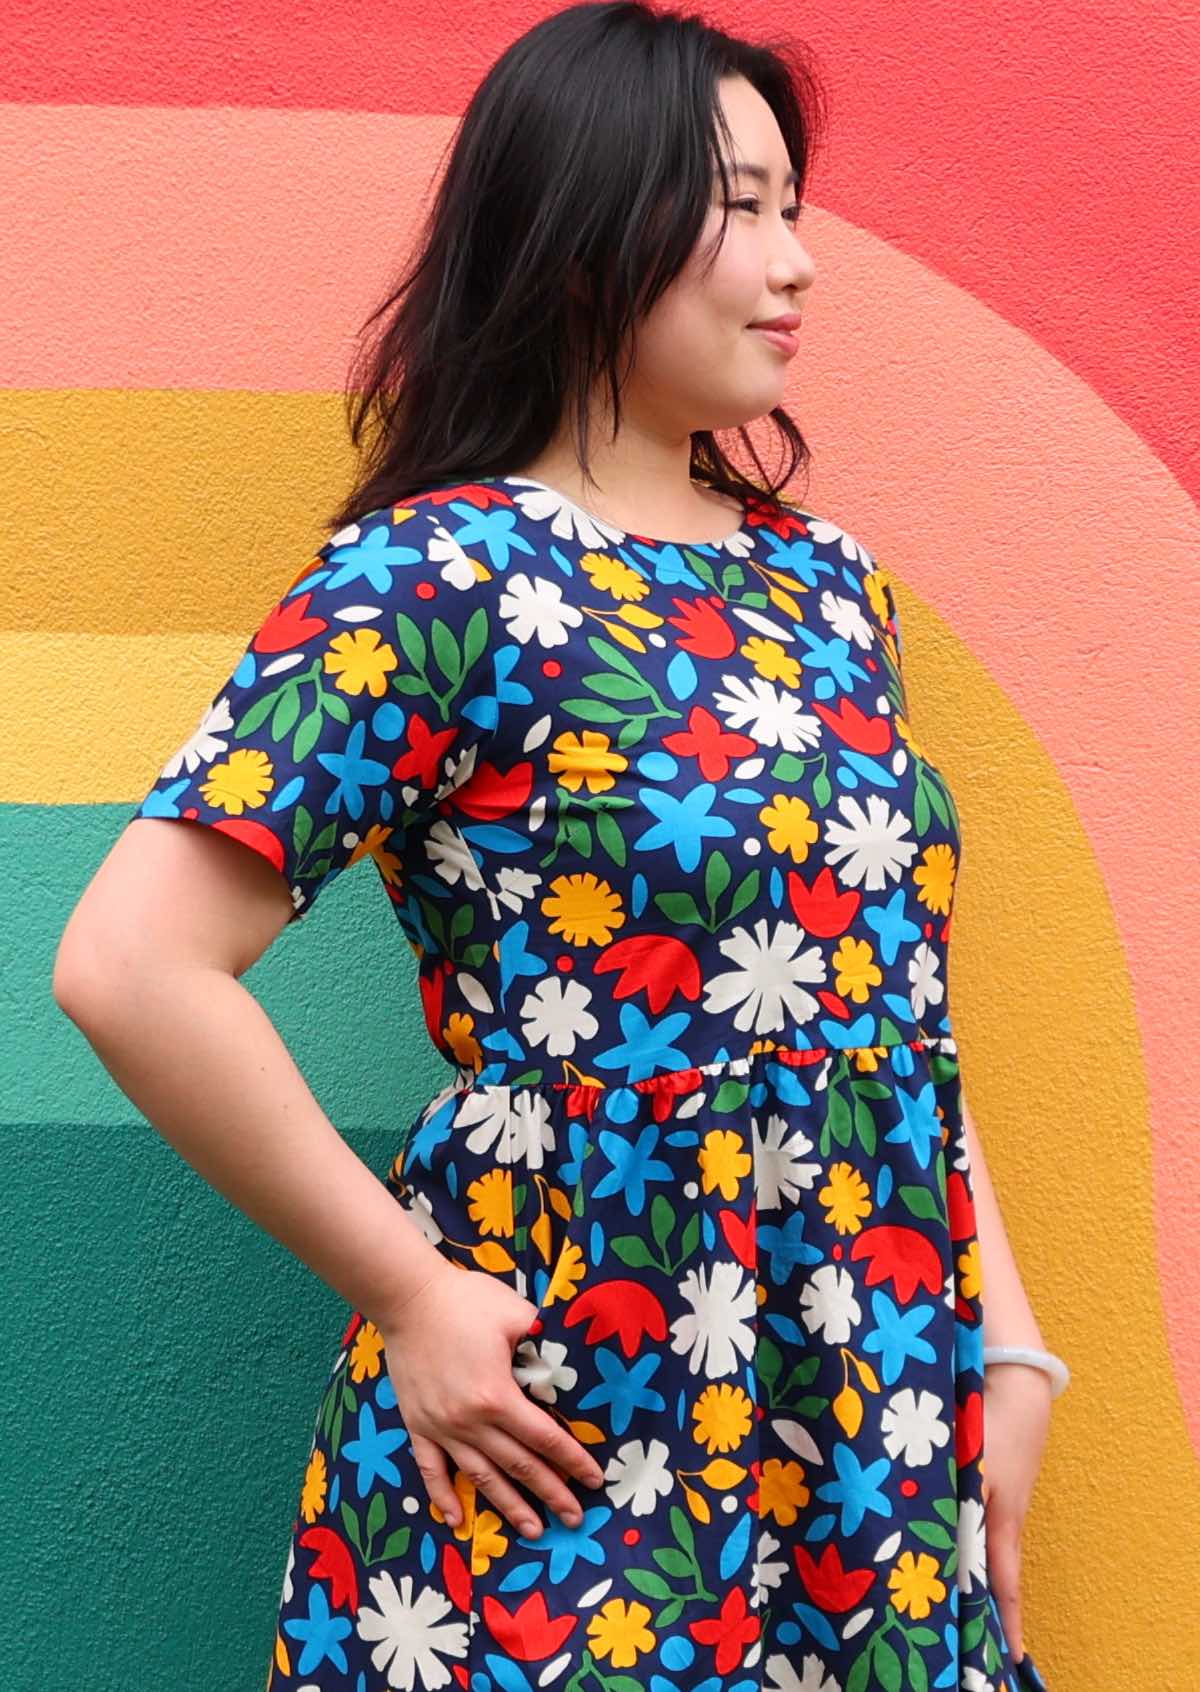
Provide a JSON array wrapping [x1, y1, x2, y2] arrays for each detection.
[[849, 1044, 890, 1074], [200, 746, 274, 813], [741, 634, 802, 689], [820, 1162, 873, 1235], [348, 1320, 385, 1384], [958, 1237, 983, 1300], [757, 1456, 810, 1525], [692, 1382, 754, 1453], [444, 1011, 484, 1072], [914, 842, 957, 914], [760, 793, 820, 863], [547, 729, 629, 795], [543, 872, 626, 946], [587, 1597, 657, 1668], [832, 935, 884, 1004], [888, 1549, 948, 1619], [543, 1239, 587, 1308], [697, 1127, 752, 1200], [323, 626, 398, 695], [467, 1168, 514, 1238], [579, 550, 651, 600], [299, 1447, 327, 1523]]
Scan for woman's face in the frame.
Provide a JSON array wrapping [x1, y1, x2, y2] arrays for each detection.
[[624, 74, 816, 433]]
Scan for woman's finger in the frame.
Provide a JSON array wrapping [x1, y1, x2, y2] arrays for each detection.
[[441, 1435, 554, 1539], [408, 1431, 464, 1525], [987, 1508, 1025, 1662], [465, 1418, 588, 1527]]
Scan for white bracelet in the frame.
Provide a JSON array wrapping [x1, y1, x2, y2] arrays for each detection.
[[982, 1344, 1070, 1399]]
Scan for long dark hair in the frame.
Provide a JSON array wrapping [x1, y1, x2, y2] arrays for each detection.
[[324, 2, 829, 536]]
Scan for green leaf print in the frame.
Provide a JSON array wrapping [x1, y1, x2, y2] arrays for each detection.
[[612, 1234, 659, 1270], [704, 850, 732, 905], [366, 1489, 387, 1540], [378, 1527, 412, 1563], [727, 869, 760, 920], [906, 1643, 930, 1691], [594, 807, 627, 867], [874, 1636, 902, 1691], [560, 697, 627, 723], [271, 683, 301, 740], [845, 1647, 871, 1692], [650, 1194, 676, 1250], [669, 1504, 695, 1558], [898, 1184, 944, 1224], [678, 1212, 701, 1263], [340, 1499, 364, 1555], [393, 608, 428, 674], [654, 890, 704, 925], [653, 1548, 693, 1578], [625, 1569, 672, 1600], [909, 1519, 955, 1550], [430, 616, 463, 684], [654, 1597, 686, 1628]]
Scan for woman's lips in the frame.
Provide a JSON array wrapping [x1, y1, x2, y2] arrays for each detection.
[[751, 325, 800, 357]]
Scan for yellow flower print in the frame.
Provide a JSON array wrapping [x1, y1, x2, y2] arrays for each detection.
[[587, 1598, 657, 1669], [348, 1320, 385, 1385], [848, 1045, 890, 1074], [579, 550, 651, 601], [760, 794, 821, 864], [958, 1237, 983, 1300], [300, 1447, 327, 1523], [547, 729, 629, 795], [820, 1161, 873, 1235], [323, 627, 398, 696], [698, 1128, 752, 1200], [444, 1011, 484, 1072], [543, 872, 626, 946], [692, 1383, 754, 1454], [467, 1168, 514, 1239], [200, 746, 274, 814], [888, 1549, 947, 1619], [360, 821, 403, 888], [469, 1507, 511, 1575], [894, 713, 932, 766], [757, 1456, 810, 1525], [914, 842, 957, 915], [741, 634, 802, 690], [543, 1238, 587, 1308], [832, 935, 884, 1004]]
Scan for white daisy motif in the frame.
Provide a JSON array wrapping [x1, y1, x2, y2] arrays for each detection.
[[156, 694, 235, 779], [711, 671, 824, 751], [823, 793, 918, 890], [423, 817, 486, 889], [701, 917, 827, 1034], [505, 480, 627, 548], [799, 1263, 863, 1344], [908, 940, 947, 1019], [354, 1570, 470, 1690], [602, 1437, 675, 1514], [424, 521, 497, 593], [517, 975, 600, 1057], [751, 1526, 788, 1608], [512, 1335, 578, 1404], [957, 1494, 989, 1594], [497, 571, 586, 647], [458, 1085, 557, 1172], [753, 1113, 823, 1210], [818, 589, 877, 649], [879, 1386, 951, 1466], [804, 517, 874, 570], [764, 1650, 845, 1691], [669, 1259, 757, 1378]]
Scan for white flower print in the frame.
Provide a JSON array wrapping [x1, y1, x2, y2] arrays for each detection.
[[711, 671, 824, 751], [602, 1437, 675, 1515], [799, 1263, 863, 1345], [354, 1571, 470, 1690], [908, 940, 947, 1019], [512, 1336, 578, 1405], [957, 1495, 989, 1594], [818, 587, 877, 649], [823, 792, 919, 890], [879, 1386, 951, 1466], [702, 917, 827, 1035], [497, 571, 585, 647], [424, 520, 499, 593], [669, 1259, 757, 1378], [804, 516, 874, 570], [753, 1113, 823, 1210], [157, 693, 235, 779], [517, 975, 600, 1057], [752, 1526, 788, 1608], [505, 479, 628, 547], [423, 817, 487, 889], [460, 1085, 557, 1172], [764, 1651, 845, 1692]]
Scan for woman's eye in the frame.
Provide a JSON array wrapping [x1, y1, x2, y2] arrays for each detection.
[[730, 198, 804, 223]]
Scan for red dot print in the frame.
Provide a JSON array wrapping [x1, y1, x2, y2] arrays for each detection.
[[623, 1528, 640, 1546], [924, 922, 934, 938], [543, 659, 563, 678], [865, 657, 878, 672], [183, 807, 199, 819], [900, 1479, 920, 1498], [415, 581, 437, 600], [832, 1244, 843, 1260], [756, 1405, 766, 1421], [556, 955, 574, 973]]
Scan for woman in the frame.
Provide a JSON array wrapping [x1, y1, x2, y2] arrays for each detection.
[[54, 5, 1066, 1688]]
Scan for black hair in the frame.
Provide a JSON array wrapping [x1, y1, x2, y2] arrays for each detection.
[[325, 1, 829, 535]]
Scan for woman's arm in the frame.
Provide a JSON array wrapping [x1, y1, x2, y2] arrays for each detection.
[[960, 1088, 1045, 1350]]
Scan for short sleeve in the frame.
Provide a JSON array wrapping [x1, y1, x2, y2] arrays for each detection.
[[131, 502, 499, 924]]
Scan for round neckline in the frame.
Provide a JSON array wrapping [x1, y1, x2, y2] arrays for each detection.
[[499, 473, 750, 547]]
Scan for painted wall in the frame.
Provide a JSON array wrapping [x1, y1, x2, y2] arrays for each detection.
[[3, 2, 1198, 1687]]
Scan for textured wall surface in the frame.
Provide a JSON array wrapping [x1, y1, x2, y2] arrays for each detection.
[[3, 2, 1198, 1688]]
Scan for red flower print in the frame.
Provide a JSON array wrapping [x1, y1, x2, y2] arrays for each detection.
[[665, 594, 739, 658], [946, 1168, 978, 1244], [441, 1539, 474, 1614], [792, 1541, 877, 1611], [719, 1204, 757, 1270], [957, 1388, 984, 1467], [850, 1224, 944, 1305], [452, 757, 535, 822], [787, 865, 861, 939], [297, 1525, 358, 1613], [594, 935, 703, 1014], [811, 693, 893, 756], [564, 1279, 668, 1358], [662, 704, 758, 779], [482, 1589, 579, 1660], [689, 1585, 761, 1675], [391, 712, 461, 791]]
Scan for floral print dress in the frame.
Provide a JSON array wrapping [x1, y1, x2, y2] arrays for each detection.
[[132, 474, 1050, 1692]]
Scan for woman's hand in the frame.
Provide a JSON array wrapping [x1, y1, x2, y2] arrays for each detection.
[[379, 1261, 607, 1538], [981, 1362, 1053, 1664]]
